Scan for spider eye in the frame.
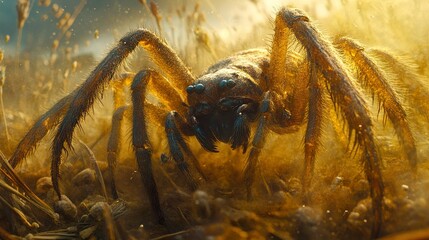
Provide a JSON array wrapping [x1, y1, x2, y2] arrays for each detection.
[[227, 79, 236, 88], [187, 83, 205, 94], [195, 83, 205, 93], [219, 79, 236, 89], [186, 85, 195, 93]]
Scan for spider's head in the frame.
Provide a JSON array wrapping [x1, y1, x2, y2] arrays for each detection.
[[185, 69, 262, 153]]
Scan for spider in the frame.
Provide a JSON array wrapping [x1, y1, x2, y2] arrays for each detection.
[[9, 8, 417, 238]]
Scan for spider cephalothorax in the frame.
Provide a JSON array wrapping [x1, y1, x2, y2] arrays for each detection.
[[186, 49, 268, 153], [9, 7, 422, 238]]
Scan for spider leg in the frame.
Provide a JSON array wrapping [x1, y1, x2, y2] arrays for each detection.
[[8, 88, 74, 168], [268, 11, 318, 196], [288, 61, 310, 127], [165, 111, 207, 191], [266, 9, 311, 149], [277, 8, 384, 237], [131, 68, 197, 223], [244, 92, 271, 200], [107, 70, 187, 201], [368, 49, 429, 122], [9, 73, 134, 169], [108, 103, 167, 200], [107, 105, 128, 200], [112, 73, 135, 109], [302, 60, 323, 200], [51, 29, 194, 201], [336, 37, 417, 170], [107, 73, 135, 199], [130, 70, 181, 224], [267, 18, 310, 131], [131, 71, 164, 224]]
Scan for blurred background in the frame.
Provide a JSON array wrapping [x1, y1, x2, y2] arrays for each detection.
[[1, 0, 428, 62], [0, 0, 276, 55]]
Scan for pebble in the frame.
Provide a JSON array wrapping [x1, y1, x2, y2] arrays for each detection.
[[72, 168, 96, 186], [35, 177, 53, 194], [54, 195, 77, 220]]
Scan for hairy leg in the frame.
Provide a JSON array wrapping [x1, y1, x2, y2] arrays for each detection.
[[243, 92, 271, 200], [302, 61, 324, 200], [130, 71, 167, 224], [9, 73, 134, 169], [107, 102, 166, 200], [336, 37, 417, 170], [51, 29, 194, 201], [107, 69, 188, 201], [112, 73, 135, 109], [107, 106, 128, 200], [368, 49, 429, 122], [165, 111, 205, 191], [8, 88, 75, 168], [267, 17, 309, 129], [278, 8, 383, 237]]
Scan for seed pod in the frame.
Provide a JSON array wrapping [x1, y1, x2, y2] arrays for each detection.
[[65, 31, 72, 39], [65, 47, 72, 61], [50, 53, 58, 65], [64, 69, 70, 79], [150, 0, 163, 33], [52, 4, 64, 19], [41, 14, 48, 21], [16, 0, 30, 29], [138, 0, 150, 13], [0, 66, 5, 87], [150, 0, 161, 19], [51, 3, 59, 12], [94, 29, 99, 39], [52, 39, 59, 51], [38, 0, 51, 7], [57, 12, 71, 30], [72, 60, 78, 72]]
